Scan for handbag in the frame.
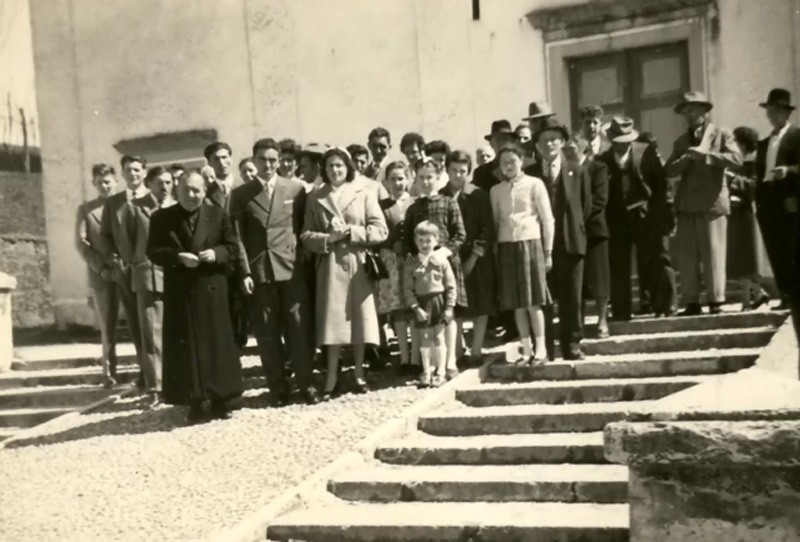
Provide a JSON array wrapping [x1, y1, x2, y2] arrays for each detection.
[[363, 250, 389, 281]]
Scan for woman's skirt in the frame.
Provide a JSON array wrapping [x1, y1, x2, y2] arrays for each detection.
[[376, 250, 405, 314], [413, 292, 447, 329], [584, 237, 610, 300], [496, 239, 550, 310], [459, 247, 498, 319], [727, 203, 759, 279]]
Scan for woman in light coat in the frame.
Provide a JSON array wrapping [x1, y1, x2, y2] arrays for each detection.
[[301, 148, 388, 399]]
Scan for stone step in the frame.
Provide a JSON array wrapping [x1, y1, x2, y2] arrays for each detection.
[[328, 463, 628, 504], [0, 426, 24, 442], [13, 341, 259, 371], [0, 406, 73, 428], [606, 311, 787, 335], [267, 501, 629, 542], [456, 375, 707, 407], [418, 401, 651, 436], [487, 348, 759, 383], [577, 327, 774, 357], [0, 384, 116, 408], [375, 432, 607, 466]]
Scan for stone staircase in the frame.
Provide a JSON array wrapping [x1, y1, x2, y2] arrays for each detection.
[[0, 340, 261, 443], [267, 309, 787, 541]]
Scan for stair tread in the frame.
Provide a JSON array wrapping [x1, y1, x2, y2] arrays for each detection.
[[0, 365, 140, 382], [0, 405, 73, 415], [0, 384, 111, 397], [271, 501, 629, 529], [332, 463, 628, 483], [424, 401, 654, 419], [570, 347, 761, 363], [582, 326, 774, 344], [381, 432, 606, 449], [466, 374, 709, 392]]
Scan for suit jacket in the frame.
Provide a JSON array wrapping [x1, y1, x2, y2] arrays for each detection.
[[598, 142, 672, 233], [76, 197, 114, 290], [524, 155, 592, 255], [664, 122, 742, 215], [131, 194, 171, 293], [205, 181, 233, 211], [754, 124, 800, 213], [229, 175, 307, 284], [580, 159, 609, 240], [100, 189, 141, 288], [472, 159, 503, 193]]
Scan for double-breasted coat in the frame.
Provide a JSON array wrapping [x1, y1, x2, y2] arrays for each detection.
[[146, 203, 243, 405], [301, 180, 388, 346]]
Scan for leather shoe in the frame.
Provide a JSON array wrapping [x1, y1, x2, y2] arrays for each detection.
[[708, 303, 723, 315], [271, 392, 291, 408], [563, 349, 585, 361], [353, 377, 369, 394], [186, 402, 206, 424], [679, 303, 703, 317], [302, 387, 320, 405]]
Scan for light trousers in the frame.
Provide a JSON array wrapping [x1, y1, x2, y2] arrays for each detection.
[[136, 291, 163, 392], [676, 212, 727, 305], [90, 285, 119, 378]]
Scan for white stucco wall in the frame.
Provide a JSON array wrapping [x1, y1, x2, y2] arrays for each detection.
[[28, 0, 800, 326]]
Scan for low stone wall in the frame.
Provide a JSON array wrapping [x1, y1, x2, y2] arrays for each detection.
[[0, 172, 53, 328]]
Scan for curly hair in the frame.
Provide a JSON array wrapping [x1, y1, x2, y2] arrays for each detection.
[[733, 126, 759, 155]]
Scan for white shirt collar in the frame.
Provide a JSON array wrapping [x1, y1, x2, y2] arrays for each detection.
[[614, 145, 632, 167], [771, 122, 791, 140]]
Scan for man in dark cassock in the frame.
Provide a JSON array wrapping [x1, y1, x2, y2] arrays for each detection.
[[146, 170, 243, 423]]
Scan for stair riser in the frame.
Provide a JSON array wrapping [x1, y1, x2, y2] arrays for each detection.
[[487, 354, 755, 383], [328, 479, 627, 504], [267, 525, 629, 542], [419, 412, 627, 436], [375, 445, 607, 466], [457, 381, 697, 407], [607, 312, 785, 335], [0, 410, 68, 428], [0, 389, 113, 409], [580, 330, 773, 356]]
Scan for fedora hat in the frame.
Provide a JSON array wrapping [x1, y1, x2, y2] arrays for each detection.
[[484, 119, 514, 141], [522, 101, 555, 121], [759, 88, 795, 110], [674, 91, 713, 114], [300, 142, 329, 157], [533, 117, 570, 142], [606, 116, 640, 143]]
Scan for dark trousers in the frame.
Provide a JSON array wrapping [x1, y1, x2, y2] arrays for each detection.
[[248, 275, 313, 396], [544, 252, 584, 359], [609, 213, 676, 319], [228, 280, 249, 349], [757, 208, 798, 297]]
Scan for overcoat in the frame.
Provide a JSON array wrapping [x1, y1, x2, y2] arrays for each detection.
[[301, 180, 388, 346], [146, 203, 243, 405]]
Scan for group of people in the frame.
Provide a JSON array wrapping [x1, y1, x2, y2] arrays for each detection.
[[75, 86, 800, 422]]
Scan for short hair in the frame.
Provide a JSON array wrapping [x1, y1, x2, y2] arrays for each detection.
[[279, 138, 301, 157], [252, 138, 280, 156], [178, 169, 205, 185], [384, 160, 409, 178], [733, 126, 759, 154], [145, 166, 170, 186], [567, 131, 590, 154], [514, 124, 532, 135], [400, 132, 425, 151], [168, 163, 185, 174], [445, 150, 473, 172], [580, 105, 604, 119], [319, 148, 356, 184], [91, 163, 115, 177], [346, 143, 370, 160], [120, 154, 146, 169], [424, 140, 451, 156], [413, 156, 438, 173], [368, 127, 391, 143], [496, 143, 525, 161], [414, 220, 440, 238], [238, 157, 255, 169], [203, 141, 232, 161]]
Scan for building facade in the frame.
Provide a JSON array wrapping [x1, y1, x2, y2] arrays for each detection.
[[28, 0, 800, 327]]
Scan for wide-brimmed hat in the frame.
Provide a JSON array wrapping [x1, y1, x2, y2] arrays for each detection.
[[522, 101, 555, 121], [533, 117, 570, 142], [484, 119, 514, 141], [606, 116, 640, 143], [674, 91, 713, 114], [759, 88, 795, 110], [300, 142, 329, 157]]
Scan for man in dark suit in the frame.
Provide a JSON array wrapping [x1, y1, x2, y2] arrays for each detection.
[[204, 141, 249, 349], [229, 138, 317, 405], [754, 88, 800, 311], [473, 120, 516, 192], [598, 117, 677, 322], [101, 154, 150, 387], [525, 117, 592, 360], [76, 163, 119, 388]]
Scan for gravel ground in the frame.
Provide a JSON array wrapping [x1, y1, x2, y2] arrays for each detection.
[[0, 355, 428, 542]]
